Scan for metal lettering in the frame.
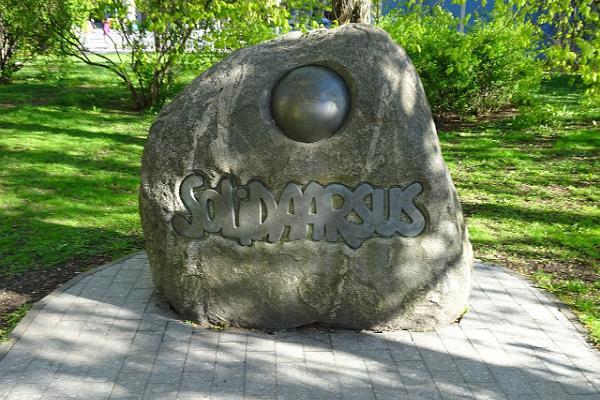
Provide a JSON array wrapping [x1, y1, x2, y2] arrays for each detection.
[[172, 173, 426, 249]]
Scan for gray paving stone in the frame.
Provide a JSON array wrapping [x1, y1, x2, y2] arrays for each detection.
[[338, 387, 375, 400], [390, 347, 423, 362], [560, 378, 599, 395], [112, 372, 150, 396], [244, 374, 276, 398], [431, 369, 467, 383], [246, 334, 276, 352], [0, 350, 35, 372], [148, 371, 181, 384], [121, 351, 156, 374], [397, 361, 434, 385], [528, 380, 571, 398], [302, 333, 332, 351], [421, 350, 456, 371], [496, 379, 536, 395], [143, 383, 178, 400], [305, 350, 335, 367], [363, 349, 396, 369], [276, 340, 305, 363], [88, 367, 123, 382], [130, 332, 163, 353], [6, 382, 48, 400], [369, 368, 403, 390], [331, 333, 363, 351], [436, 382, 474, 400], [467, 382, 508, 399], [176, 391, 210, 400], [373, 387, 409, 399], [504, 395, 541, 400], [405, 383, 442, 399], [0, 378, 17, 399], [1, 254, 599, 400], [455, 359, 496, 383]]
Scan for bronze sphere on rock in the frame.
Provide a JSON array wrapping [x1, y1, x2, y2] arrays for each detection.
[[271, 66, 351, 143]]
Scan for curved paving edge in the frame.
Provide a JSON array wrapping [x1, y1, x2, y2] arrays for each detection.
[[0, 252, 146, 362], [480, 262, 592, 343], [0, 253, 599, 400]]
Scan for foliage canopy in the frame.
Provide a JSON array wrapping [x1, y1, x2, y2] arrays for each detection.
[[3, 0, 598, 110], [0, 0, 55, 82], [380, 2, 544, 116], [522, 0, 600, 103], [37, 0, 326, 110], [380, 0, 600, 114]]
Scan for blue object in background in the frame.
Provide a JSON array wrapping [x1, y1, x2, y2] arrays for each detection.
[[382, 0, 494, 17], [380, 0, 559, 44], [381, 0, 495, 31]]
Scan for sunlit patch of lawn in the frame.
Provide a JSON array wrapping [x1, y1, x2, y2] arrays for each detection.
[[0, 59, 152, 274], [440, 75, 600, 345]]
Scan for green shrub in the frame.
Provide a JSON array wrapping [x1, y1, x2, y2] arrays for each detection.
[[379, 2, 544, 117]]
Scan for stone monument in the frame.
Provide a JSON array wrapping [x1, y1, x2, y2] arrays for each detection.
[[140, 24, 473, 331]]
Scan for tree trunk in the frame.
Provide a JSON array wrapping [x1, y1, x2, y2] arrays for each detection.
[[332, 0, 373, 24], [0, 25, 18, 83]]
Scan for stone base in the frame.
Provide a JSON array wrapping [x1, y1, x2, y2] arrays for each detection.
[[147, 236, 472, 331]]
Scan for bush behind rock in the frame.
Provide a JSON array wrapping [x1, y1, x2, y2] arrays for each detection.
[[379, 3, 544, 118]]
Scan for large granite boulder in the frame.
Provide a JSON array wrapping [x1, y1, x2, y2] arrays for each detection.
[[140, 24, 473, 331]]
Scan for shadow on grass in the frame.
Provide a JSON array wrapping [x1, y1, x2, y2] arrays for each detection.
[[0, 81, 133, 112], [0, 125, 144, 158], [442, 130, 599, 160], [0, 64, 149, 275], [462, 202, 597, 229], [0, 148, 143, 274], [439, 75, 600, 135], [0, 105, 144, 127], [0, 213, 144, 275]]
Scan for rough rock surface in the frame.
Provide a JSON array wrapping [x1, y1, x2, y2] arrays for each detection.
[[140, 24, 473, 330]]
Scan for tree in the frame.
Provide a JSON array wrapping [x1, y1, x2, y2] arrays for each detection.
[[39, 0, 294, 110], [528, 0, 600, 102], [331, 0, 374, 24], [0, 0, 52, 82], [481, 0, 600, 103], [379, 0, 599, 105], [380, 1, 545, 116]]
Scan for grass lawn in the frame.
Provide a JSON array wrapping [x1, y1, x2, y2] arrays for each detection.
[[0, 60, 598, 344], [0, 59, 154, 339], [0, 61, 151, 274], [440, 75, 600, 344]]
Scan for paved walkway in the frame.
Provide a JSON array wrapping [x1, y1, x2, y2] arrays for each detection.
[[1, 253, 599, 400]]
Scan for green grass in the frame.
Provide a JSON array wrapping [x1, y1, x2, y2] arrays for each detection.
[[0, 59, 153, 274], [0, 61, 598, 345], [0, 304, 31, 340], [533, 270, 600, 343], [439, 75, 600, 344]]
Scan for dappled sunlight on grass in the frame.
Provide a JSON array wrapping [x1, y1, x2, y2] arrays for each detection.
[[0, 60, 152, 275], [440, 74, 600, 344]]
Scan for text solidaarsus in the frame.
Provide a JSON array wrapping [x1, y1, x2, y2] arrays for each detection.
[[172, 173, 426, 249]]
